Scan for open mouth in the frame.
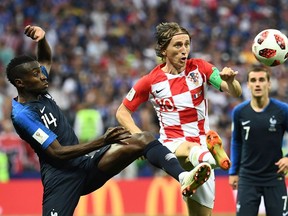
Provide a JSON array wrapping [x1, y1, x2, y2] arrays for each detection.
[[180, 57, 187, 63]]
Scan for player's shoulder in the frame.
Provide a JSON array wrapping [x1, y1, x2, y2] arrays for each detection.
[[11, 99, 36, 124], [148, 63, 164, 75], [233, 100, 250, 112], [187, 58, 208, 64], [270, 98, 287, 106], [270, 98, 288, 110], [142, 63, 167, 83], [187, 58, 212, 67], [186, 58, 214, 75]]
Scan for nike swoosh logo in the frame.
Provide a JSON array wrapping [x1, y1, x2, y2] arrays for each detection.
[[242, 120, 250, 125], [40, 106, 46, 114], [156, 89, 164, 94]]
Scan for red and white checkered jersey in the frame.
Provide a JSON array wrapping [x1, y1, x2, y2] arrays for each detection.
[[123, 58, 220, 145]]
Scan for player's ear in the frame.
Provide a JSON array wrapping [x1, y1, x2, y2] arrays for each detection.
[[268, 80, 272, 90], [246, 81, 252, 90], [15, 78, 24, 88]]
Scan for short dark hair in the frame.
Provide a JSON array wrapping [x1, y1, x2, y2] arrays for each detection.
[[155, 22, 191, 60], [6, 55, 36, 86], [247, 64, 271, 81]]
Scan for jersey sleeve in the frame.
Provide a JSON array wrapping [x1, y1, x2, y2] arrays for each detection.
[[276, 100, 288, 157], [229, 106, 242, 175], [40, 65, 49, 78], [122, 75, 151, 112], [282, 102, 288, 133], [193, 59, 222, 90], [12, 107, 57, 150]]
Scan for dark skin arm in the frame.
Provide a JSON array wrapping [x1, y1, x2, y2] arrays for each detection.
[[24, 25, 52, 72], [22, 27, 134, 160], [45, 126, 131, 161]]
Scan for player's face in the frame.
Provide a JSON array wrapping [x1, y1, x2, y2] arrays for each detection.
[[247, 71, 270, 98], [16, 61, 48, 95], [164, 34, 190, 72]]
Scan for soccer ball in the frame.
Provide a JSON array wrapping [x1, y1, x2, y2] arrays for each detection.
[[252, 29, 288, 66]]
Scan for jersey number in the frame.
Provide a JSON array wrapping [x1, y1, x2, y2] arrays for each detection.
[[243, 126, 250, 140], [155, 98, 175, 112], [41, 113, 57, 128], [283, 196, 288, 211]]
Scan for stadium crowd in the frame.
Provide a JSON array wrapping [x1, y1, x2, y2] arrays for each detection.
[[0, 0, 288, 180]]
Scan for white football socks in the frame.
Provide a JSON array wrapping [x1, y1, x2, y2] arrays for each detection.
[[189, 145, 216, 167], [178, 171, 188, 184]]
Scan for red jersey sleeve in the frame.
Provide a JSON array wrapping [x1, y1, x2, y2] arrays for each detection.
[[123, 75, 151, 112]]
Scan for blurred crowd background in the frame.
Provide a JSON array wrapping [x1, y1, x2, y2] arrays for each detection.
[[0, 0, 288, 181]]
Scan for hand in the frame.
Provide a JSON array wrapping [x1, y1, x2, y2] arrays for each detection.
[[220, 67, 238, 84], [24, 25, 45, 42], [228, 175, 239, 190], [275, 157, 288, 174], [103, 126, 131, 145]]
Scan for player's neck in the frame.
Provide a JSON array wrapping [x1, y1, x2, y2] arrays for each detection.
[[17, 94, 40, 103], [250, 97, 270, 112], [161, 63, 183, 75]]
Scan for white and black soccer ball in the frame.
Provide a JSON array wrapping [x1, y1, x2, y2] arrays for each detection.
[[252, 29, 288, 66]]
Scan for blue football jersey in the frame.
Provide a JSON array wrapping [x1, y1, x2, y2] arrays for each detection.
[[229, 98, 288, 185], [11, 66, 87, 170]]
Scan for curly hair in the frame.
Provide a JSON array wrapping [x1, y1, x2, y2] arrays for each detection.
[[6, 55, 36, 86], [155, 22, 191, 60]]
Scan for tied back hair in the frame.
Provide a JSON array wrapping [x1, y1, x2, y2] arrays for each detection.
[[155, 22, 191, 60], [6, 55, 36, 86]]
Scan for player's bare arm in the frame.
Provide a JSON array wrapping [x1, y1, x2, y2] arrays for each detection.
[[220, 67, 242, 97], [45, 126, 131, 160], [24, 25, 52, 72], [103, 126, 132, 145], [116, 103, 142, 134]]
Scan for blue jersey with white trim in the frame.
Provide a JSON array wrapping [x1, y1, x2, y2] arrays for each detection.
[[229, 98, 288, 185], [11, 66, 86, 170]]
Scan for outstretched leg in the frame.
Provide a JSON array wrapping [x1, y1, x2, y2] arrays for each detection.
[[98, 131, 211, 195]]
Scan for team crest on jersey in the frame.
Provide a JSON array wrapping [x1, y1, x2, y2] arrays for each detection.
[[187, 71, 200, 85], [268, 116, 277, 132]]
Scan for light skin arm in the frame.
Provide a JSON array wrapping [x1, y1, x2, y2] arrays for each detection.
[[45, 126, 131, 160], [24, 25, 52, 72], [275, 157, 288, 174], [220, 67, 242, 97], [116, 103, 142, 134], [228, 151, 288, 189], [116, 104, 147, 160], [229, 175, 239, 190]]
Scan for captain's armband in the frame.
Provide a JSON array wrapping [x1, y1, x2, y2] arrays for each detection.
[[209, 67, 222, 90]]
